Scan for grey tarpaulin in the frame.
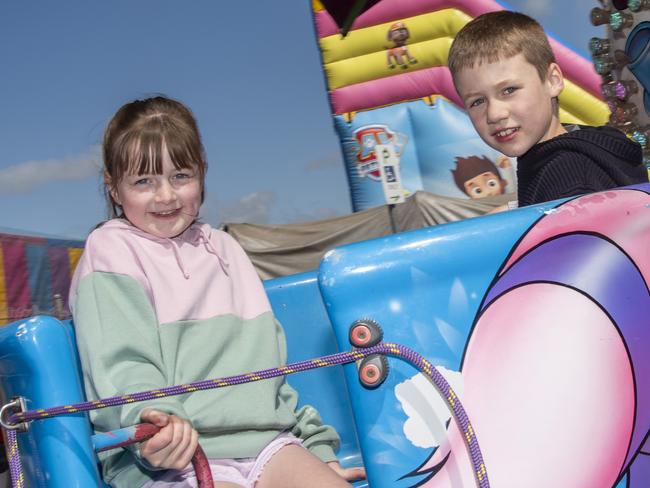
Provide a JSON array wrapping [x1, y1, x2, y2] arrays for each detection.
[[222, 191, 515, 280]]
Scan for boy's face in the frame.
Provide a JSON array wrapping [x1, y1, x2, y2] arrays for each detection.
[[455, 53, 565, 157]]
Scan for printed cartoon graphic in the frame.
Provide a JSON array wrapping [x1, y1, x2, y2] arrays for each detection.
[[385, 22, 417, 69], [396, 189, 650, 487], [451, 155, 512, 199], [352, 124, 407, 180]]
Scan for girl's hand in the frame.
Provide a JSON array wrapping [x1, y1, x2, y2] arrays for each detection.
[[327, 461, 366, 481], [139, 408, 199, 470]]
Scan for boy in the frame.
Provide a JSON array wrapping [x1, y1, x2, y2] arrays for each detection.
[[448, 11, 647, 208]]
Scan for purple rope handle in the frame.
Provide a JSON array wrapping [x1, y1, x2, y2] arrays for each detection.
[[5, 429, 24, 488], [2, 342, 489, 488]]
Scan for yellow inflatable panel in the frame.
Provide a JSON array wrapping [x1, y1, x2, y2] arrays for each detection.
[[312, 0, 325, 13], [325, 37, 453, 90], [559, 80, 609, 126], [325, 40, 609, 127], [319, 8, 471, 65], [559, 109, 588, 126]]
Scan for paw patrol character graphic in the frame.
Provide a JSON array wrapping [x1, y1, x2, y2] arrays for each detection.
[[451, 155, 511, 199], [386, 22, 417, 69], [352, 124, 407, 181]]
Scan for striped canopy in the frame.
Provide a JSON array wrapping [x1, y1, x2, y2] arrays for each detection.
[[0, 231, 84, 326]]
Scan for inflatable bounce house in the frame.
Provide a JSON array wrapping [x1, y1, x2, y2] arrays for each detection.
[[311, 0, 611, 210], [0, 1, 649, 487]]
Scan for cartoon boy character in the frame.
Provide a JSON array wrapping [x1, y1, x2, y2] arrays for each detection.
[[451, 155, 510, 199]]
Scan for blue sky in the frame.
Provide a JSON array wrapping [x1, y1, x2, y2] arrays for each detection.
[[0, 0, 601, 239]]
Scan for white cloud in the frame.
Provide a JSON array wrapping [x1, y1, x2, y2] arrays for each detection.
[[211, 191, 277, 224], [0, 146, 101, 195], [203, 192, 342, 226], [305, 152, 342, 171], [395, 368, 464, 449]]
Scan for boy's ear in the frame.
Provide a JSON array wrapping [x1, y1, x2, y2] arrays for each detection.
[[104, 171, 121, 205], [546, 62, 564, 98]]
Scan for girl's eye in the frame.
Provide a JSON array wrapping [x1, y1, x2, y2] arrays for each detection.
[[133, 177, 150, 186], [172, 172, 194, 182], [503, 86, 517, 95]]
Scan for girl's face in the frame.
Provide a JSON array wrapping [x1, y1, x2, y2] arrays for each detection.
[[110, 148, 202, 238]]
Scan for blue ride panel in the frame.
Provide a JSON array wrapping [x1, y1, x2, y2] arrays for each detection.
[[318, 198, 537, 487], [319, 185, 650, 487], [264, 271, 364, 477], [0, 272, 366, 487], [0, 316, 102, 487], [2, 188, 649, 487]]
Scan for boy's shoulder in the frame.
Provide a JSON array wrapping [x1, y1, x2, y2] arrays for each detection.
[[526, 125, 639, 162]]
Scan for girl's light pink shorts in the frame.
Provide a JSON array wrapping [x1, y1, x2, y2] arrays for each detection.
[[141, 433, 302, 488]]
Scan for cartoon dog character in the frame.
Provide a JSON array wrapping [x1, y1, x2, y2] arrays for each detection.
[[386, 22, 417, 69]]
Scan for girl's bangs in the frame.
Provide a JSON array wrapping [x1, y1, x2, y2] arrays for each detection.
[[120, 132, 201, 177], [122, 132, 164, 176], [165, 135, 204, 173]]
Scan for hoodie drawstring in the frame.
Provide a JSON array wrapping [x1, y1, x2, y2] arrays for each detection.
[[167, 238, 191, 279], [198, 227, 230, 276], [167, 225, 230, 279]]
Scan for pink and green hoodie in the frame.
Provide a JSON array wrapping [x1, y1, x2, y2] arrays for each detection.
[[69, 219, 339, 488]]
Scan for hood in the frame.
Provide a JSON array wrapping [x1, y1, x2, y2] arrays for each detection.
[[100, 219, 229, 279]]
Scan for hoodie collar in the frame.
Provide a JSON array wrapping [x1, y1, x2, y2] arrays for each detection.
[[105, 219, 230, 279]]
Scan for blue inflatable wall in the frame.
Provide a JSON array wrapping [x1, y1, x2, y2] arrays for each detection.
[[335, 98, 516, 210]]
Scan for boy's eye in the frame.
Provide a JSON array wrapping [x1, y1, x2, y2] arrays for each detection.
[[503, 86, 517, 95], [469, 97, 484, 108]]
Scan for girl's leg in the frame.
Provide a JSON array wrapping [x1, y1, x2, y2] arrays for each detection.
[[256, 445, 350, 488]]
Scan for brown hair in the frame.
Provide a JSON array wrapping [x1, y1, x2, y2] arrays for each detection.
[[102, 96, 207, 218], [451, 155, 503, 194], [448, 11, 556, 82]]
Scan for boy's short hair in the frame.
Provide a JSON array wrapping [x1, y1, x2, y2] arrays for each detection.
[[448, 11, 556, 82]]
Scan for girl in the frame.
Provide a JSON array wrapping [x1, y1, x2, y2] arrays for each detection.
[[69, 96, 365, 488]]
